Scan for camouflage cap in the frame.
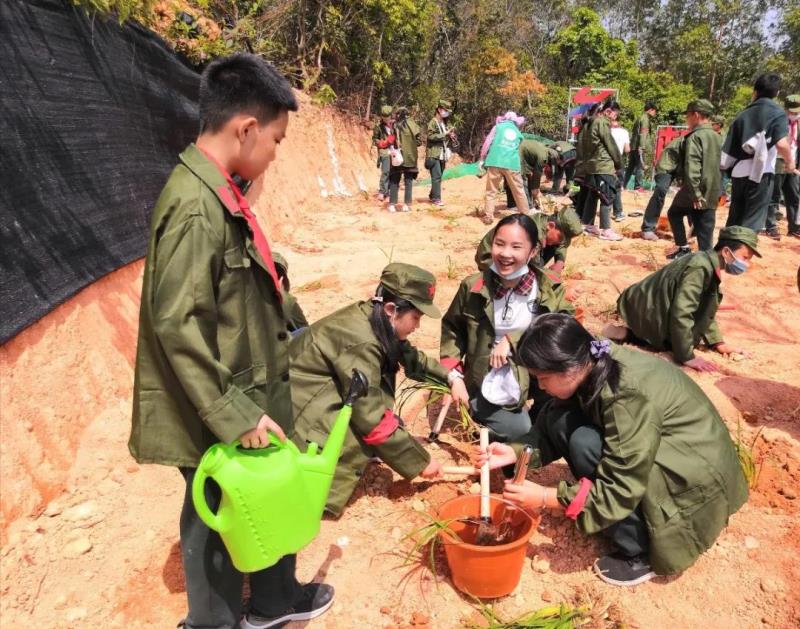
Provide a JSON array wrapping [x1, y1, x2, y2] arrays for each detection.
[[717, 225, 761, 258], [438, 99, 452, 110], [380, 104, 393, 117], [378, 263, 440, 318], [553, 207, 584, 245], [785, 94, 800, 113], [684, 99, 715, 116]]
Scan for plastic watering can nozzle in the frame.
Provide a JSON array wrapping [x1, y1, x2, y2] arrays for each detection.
[[345, 369, 369, 405]]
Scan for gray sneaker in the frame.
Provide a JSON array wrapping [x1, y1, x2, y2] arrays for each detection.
[[241, 583, 335, 628], [593, 553, 656, 587], [641, 230, 658, 241]]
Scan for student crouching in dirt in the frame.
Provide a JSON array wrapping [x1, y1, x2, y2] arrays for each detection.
[[441, 214, 573, 442], [603, 226, 759, 373], [289, 263, 469, 516], [476, 314, 748, 587]]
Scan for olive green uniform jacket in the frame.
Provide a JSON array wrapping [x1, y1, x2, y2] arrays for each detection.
[[284, 294, 309, 332], [616, 251, 724, 364], [395, 118, 422, 169], [631, 112, 654, 153], [473, 214, 569, 270], [519, 139, 550, 179], [672, 123, 722, 210], [580, 116, 623, 175], [129, 145, 292, 467], [290, 302, 448, 516], [425, 116, 449, 161], [440, 269, 573, 410], [372, 120, 393, 158], [655, 136, 685, 177], [522, 346, 747, 575]]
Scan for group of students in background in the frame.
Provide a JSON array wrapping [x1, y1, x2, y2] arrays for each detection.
[[373, 73, 800, 256], [130, 53, 789, 629]]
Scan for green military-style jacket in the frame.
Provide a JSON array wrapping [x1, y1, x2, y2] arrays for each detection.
[[290, 301, 448, 516], [129, 144, 292, 467], [284, 294, 309, 332], [581, 116, 622, 175], [394, 117, 422, 169], [655, 136, 685, 177], [473, 213, 569, 270], [372, 120, 394, 158], [519, 139, 550, 178], [426, 116, 449, 161], [440, 269, 573, 410], [522, 345, 747, 575], [631, 111, 654, 153], [573, 125, 588, 178], [673, 123, 722, 210], [617, 251, 725, 364]]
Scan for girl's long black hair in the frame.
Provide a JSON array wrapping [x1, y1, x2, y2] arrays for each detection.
[[368, 286, 416, 375], [516, 313, 621, 407]]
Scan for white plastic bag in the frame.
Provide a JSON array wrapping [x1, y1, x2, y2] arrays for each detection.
[[390, 148, 404, 167], [480, 364, 521, 406]]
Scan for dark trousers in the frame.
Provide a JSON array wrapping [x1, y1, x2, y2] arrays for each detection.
[[623, 150, 645, 190], [581, 175, 617, 230], [767, 172, 800, 232], [179, 468, 302, 629], [427, 158, 445, 202], [377, 155, 390, 196], [389, 169, 415, 205], [612, 168, 625, 216], [551, 161, 576, 192], [538, 403, 649, 557], [726, 174, 774, 231], [641, 172, 672, 232], [668, 204, 716, 250]]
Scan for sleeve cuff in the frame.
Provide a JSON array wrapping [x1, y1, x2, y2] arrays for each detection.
[[381, 436, 431, 479], [563, 477, 593, 520], [440, 357, 463, 372], [199, 385, 263, 443]]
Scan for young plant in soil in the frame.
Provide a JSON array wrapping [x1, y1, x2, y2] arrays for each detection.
[[463, 600, 589, 628], [396, 378, 477, 441], [735, 420, 764, 489], [398, 511, 462, 584]]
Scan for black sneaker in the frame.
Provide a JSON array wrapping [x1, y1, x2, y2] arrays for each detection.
[[788, 230, 800, 240], [593, 553, 656, 587], [666, 246, 691, 260], [765, 228, 781, 241], [242, 583, 335, 628]]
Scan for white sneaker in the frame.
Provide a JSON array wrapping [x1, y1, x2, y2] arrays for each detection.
[[583, 225, 600, 236], [599, 228, 623, 241], [401, 204, 411, 212], [641, 230, 658, 241], [388, 204, 397, 213]]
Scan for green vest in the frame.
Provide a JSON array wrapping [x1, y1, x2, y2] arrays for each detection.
[[485, 121, 523, 171]]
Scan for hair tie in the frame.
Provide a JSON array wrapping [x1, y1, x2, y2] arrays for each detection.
[[589, 339, 611, 358]]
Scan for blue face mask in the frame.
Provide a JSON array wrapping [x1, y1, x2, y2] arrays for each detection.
[[490, 262, 529, 280], [724, 249, 749, 275]]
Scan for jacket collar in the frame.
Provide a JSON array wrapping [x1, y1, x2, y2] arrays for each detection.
[[179, 144, 243, 218]]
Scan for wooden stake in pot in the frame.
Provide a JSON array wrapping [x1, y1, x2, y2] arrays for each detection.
[[475, 427, 498, 544]]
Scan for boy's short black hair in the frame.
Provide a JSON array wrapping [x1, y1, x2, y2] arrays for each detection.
[[199, 53, 298, 133], [644, 100, 657, 111], [753, 73, 781, 99]]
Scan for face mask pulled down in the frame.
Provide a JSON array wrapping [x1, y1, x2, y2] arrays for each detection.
[[490, 262, 529, 280]]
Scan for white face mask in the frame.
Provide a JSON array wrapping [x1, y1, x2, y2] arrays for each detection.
[[489, 262, 529, 280], [789, 113, 800, 122]]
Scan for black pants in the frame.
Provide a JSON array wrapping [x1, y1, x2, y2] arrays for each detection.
[[612, 168, 625, 216], [667, 204, 716, 250], [641, 172, 672, 232], [726, 174, 774, 231], [767, 172, 800, 232], [551, 162, 575, 192], [179, 468, 302, 629], [537, 402, 649, 557]]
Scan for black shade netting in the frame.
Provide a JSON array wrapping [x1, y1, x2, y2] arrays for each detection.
[[0, 0, 200, 343]]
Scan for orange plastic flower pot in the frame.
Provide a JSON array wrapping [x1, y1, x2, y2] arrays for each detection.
[[437, 494, 538, 598]]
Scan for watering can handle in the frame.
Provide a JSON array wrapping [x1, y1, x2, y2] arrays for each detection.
[[192, 464, 223, 532], [344, 369, 369, 406]]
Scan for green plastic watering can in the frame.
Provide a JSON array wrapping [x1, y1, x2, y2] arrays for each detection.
[[192, 369, 369, 572]]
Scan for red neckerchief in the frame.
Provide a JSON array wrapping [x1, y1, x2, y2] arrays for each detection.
[[197, 147, 283, 303], [493, 269, 536, 299]]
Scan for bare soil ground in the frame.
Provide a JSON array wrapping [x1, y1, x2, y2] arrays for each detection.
[[2, 121, 799, 628]]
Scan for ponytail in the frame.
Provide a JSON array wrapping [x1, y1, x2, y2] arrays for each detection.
[[516, 314, 621, 406]]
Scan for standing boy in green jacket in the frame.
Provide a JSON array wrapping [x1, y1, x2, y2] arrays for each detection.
[[666, 99, 723, 258], [623, 101, 657, 192], [604, 226, 760, 373], [129, 54, 334, 629], [372, 105, 395, 201], [640, 135, 685, 240], [425, 99, 455, 207]]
